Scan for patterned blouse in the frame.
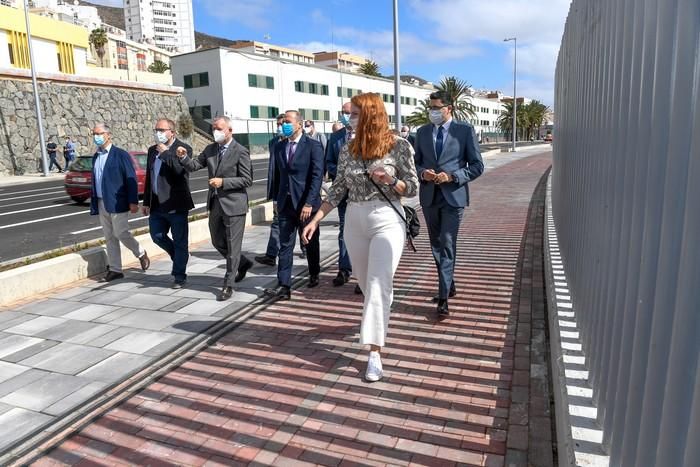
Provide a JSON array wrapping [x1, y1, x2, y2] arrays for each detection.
[[326, 136, 419, 207]]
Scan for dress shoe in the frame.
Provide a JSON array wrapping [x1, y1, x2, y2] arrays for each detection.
[[308, 275, 319, 288], [354, 284, 363, 295], [101, 270, 124, 282], [235, 257, 253, 282], [365, 351, 383, 382], [254, 254, 276, 266], [436, 299, 449, 317], [264, 285, 291, 301], [332, 270, 350, 286], [218, 286, 233, 301], [299, 249, 307, 259], [139, 252, 150, 271], [172, 279, 186, 289], [432, 283, 457, 302]]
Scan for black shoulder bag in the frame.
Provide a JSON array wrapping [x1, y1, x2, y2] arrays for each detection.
[[363, 160, 420, 252]]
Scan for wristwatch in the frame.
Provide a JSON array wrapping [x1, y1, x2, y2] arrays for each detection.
[[389, 176, 399, 187]]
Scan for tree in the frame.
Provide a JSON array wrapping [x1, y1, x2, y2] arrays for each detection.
[[435, 76, 477, 122], [177, 113, 194, 139], [406, 98, 430, 127], [521, 100, 549, 139], [148, 60, 170, 73], [359, 60, 381, 77], [496, 101, 528, 140], [89, 28, 108, 67]]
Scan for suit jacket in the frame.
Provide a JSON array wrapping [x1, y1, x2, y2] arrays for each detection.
[[90, 145, 138, 215], [143, 138, 195, 213], [179, 139, 252, 217], [266, 135, 284, 201], [414, 120, 484, 208], [271, 134, 324, 213], [325, 126, 348, 180]]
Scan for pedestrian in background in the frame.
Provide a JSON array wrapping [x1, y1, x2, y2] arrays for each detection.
[[302, 93, 419, 382], [63, 136, 76, 171], [142, 118, 194, 289], [90, 123, 150, 282], [176, 116, 253, 301], [304, 120, 327, 152], [46, 138, 62, 173]]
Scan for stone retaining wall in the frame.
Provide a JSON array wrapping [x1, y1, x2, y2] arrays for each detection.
[[0, 71, 191, 175]]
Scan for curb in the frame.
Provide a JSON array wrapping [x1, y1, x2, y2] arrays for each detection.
[[0, 202, 274, 307]]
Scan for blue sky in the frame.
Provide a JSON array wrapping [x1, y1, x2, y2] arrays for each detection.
[[93, 0, 574, 106]]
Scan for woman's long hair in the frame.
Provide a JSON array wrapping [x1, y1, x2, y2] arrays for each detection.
[[348, 93, 396, 160]]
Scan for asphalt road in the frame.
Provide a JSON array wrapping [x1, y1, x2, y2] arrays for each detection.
[[0, 157, 270, 264]]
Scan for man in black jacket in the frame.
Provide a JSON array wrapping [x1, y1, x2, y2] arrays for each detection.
[[143, 118, 194, 288]]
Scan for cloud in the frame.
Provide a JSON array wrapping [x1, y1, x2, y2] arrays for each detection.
[[83, 0, 123, 6], [196, 0, 274, 30]]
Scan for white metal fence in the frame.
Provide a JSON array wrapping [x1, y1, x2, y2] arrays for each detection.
[[553, 0, 700, 466]]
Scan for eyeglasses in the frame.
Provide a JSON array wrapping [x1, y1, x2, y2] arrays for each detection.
[[428, 105, 448, 111], [154, 128, 171, 132]]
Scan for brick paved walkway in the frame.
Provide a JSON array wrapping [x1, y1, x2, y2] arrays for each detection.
[[28, 152, 553, 467]]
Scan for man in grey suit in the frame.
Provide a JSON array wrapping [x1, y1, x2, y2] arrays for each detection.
[[414, 90, 484, 317], [176, 116, 253, 301]]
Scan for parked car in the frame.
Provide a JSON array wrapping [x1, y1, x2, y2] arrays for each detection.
[[544, 133, 553, 143], [64, 151, 148, 204]]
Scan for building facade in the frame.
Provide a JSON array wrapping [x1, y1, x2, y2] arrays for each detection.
[[29, 0, 101, 31], [314, 51, 368, 73], [0, 4, 88, 75], [124, 0, 194, 53], [231, 41, 316, 65]]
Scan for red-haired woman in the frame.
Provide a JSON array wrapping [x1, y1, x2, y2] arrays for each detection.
[[302, 93, 418, 382]]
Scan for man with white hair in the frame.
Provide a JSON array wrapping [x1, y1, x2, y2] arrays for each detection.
[[176, 116, 253, 301], [89, 123, 150, 282]]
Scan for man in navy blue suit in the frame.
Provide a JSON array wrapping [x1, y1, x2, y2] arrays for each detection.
[[414, 91, 484, 317], [264, 110, 324, 300], [325, 101, 354, 288], [90, 123, 150, 282]]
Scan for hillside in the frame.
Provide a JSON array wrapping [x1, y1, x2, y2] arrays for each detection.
[[80, 1, 239, 50]]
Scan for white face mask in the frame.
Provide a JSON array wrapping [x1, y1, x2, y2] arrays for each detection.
[[155, 131, 169, 144], [213, 129, 227, 144], [349, 117, 359, 130], [303, 126, 312, 134], [400, 131, 408, 137], [429, 109, 445, 125]]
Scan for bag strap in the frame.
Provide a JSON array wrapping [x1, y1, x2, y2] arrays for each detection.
[[362, 159, 407, 224]]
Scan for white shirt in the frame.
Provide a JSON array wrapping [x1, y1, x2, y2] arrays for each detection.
[[432, 118, 453, 148], [93, 144, 112, 199]]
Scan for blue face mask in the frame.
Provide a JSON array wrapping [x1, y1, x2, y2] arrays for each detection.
[[94, 134, 105, 146], [340, 113, 351, 125], [282, 123, 295, 137]]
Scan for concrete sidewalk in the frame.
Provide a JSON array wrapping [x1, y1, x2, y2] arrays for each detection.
[[1, 146, 553, 466]]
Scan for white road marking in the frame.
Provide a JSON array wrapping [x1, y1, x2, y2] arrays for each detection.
[[1, 195, 68, 209], [0, 210, 89, 230], [0, 190, 66, 202], [0, 202, 74, 217], [0, 185, 64, 196], [69, 203, 207, 235]]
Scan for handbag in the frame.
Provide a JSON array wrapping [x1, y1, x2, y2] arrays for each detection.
[[363, 160, 420, 252]]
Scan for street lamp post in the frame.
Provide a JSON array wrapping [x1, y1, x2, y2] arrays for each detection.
[[392, 0, 401, 132], [504, 37, 517, 152], [24, 0, 49, 176]]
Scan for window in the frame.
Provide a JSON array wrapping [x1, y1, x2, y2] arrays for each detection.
[[7, 31, 29, 69], [250, 105, 280, 119], [56, 42, 75, 74], [189, 105, 212, 120], [183, 72, 209, 89], [337, 86, 362, 98], [295, 80, 330, 95], [248, 73, 274, 89], [382, 94, 395, 103], [300, 108, 331, 121], [136, 53, 146, 71]]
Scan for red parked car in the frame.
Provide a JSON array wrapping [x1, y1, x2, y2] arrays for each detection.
[[64, 151, 148, 204]]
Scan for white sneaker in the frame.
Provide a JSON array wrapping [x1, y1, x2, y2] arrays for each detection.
[[365, 351, 383, 382]]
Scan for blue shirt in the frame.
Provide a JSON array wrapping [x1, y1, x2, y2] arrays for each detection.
[[93, 145, 111, 199]]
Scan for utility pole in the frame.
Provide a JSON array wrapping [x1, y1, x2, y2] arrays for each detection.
[[392, 0, 401, 132], [24, 0, 49, 175], [504, 37, 517, 152]]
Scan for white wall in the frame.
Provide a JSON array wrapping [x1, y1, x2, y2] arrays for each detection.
[[171, 48, 432, 128], [31, 37, 59, 73], [73, 47, 87, 75]]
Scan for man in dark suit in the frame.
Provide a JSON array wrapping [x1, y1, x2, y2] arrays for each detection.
[[414, 90, 484, 317], [264, 110, 324, 300], [143, 118, 194, 288], [90, 123, 150, 282], [176, 116, 253, 301], [325, 101, 354, 288]]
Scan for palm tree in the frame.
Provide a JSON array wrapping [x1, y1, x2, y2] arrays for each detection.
[[406, 98, 431, 127], [435, 76, 477, 122], [89, 28, 108, 67], [496, 101, 527, 140], [521, 100, 550, 139], [359, 60, 381, 77], [148, 60, 170, 73]]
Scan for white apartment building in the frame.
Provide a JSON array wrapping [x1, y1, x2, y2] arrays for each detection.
[[29, 0, 101, 31], [314, 51, 367, 73], [124, 0, 194, 53], [170, 47, 432, 135]]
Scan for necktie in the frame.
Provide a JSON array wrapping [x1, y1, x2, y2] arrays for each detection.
[[218, 145, 226, 164], [287, 141, 297, 164], [435, 125, 444, 158]]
